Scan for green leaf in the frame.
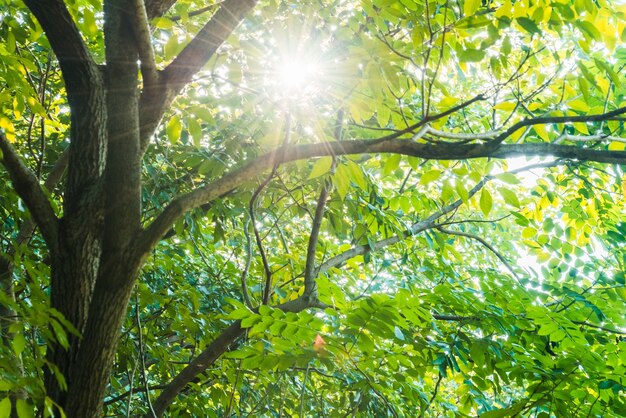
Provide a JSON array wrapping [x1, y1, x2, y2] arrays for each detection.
[[187, 118, 203, 147], [498, 187, 520, 208], [393, 326, 405, 340], [51, 320, 69, 350], [459, 48, 486, 62], [383, 154, 401, 176], [241, 314, 261, 328], [258, 305, 272, 316], [167, 116, 182, 145], [420, 170, 441, 185], [152, 17, 174, 29], [479, 188, 493, 216], [516, 17, 541, 35], [16, 400, 34, 418], [12, 332, 26, 356], [227, 307, 253, 320], [333, 164, 351, 200], [309, 157, 333, 180], [537, 322, 558, 336], [496, 173, 520, 184], [0, 398, 11, 418], [456, 15, 491, 29], [464, 0, 481, 16], [456, 181, 469, 203]]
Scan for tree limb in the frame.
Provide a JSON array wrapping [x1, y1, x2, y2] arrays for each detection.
[[145, 0, 177, 20], [139, 0, 258, 153], [0, 133, 58, 251], [13, 149, 69, 248], [492, 105, 626, 144], [169, 4, 218, 21], [318, 161, 560, 274], [161, 0, 257, 89], [303, 178, 332, 298], [104, 385, 169, 406], [25, 0, 106, 233], [572, 321, 626, 335], [132, 0, 159, 87], [23, 0, 99, 98], [250, 171, 275, 305], [240, 218, 254, 309], [149, 295, 321, 416], [135, 134, 626, 260]]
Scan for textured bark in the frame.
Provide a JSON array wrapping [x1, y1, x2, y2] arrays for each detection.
[[15, 0, 273, 415], [145, 0, 177, 19], [0, 134, 58, 249], [63, 262, 138, 417], [43, 57, 106, 407], [47, 1, 144, 415], [43, 70, 106, 407], [23, 0, 107, 409]]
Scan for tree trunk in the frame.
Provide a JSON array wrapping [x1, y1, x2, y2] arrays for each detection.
[[43, 64, 107, 407], [44, 227, 103, 406], [63, 262, 138, 417]]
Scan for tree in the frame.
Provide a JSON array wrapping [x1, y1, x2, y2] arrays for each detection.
[[0, 0, 625, 416]]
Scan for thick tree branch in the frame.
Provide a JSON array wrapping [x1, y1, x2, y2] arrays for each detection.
[[145, 0, 177, 20], [136, 136, 618, 260], [150, 321, 242, 416], [139, 0, 257, 153], [161, 0, 257, 89], [12, 150, 69, 249], [492, 106, 626, 144], [24, 0, 106, 220], [132, 0, 158, 86], [101, 0, 143, 254], [0, 133, 58, 251], [23, 0, 97, 97]]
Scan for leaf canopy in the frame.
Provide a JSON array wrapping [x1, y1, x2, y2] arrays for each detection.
[[0, 0, 625, 416]]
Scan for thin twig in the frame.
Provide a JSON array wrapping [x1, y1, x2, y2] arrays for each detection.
[[437, 227, 521, 283], [135, 292, 157, 417], [299, 363, 311, 418], [419, 373, 443, 417], [240, 217, 254, 309], [303, 174, 333, 298], [250, 113, 292, 304]]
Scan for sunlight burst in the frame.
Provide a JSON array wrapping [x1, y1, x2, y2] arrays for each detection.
[[278, 58, 318, 91], [269, 55, 323, 102]]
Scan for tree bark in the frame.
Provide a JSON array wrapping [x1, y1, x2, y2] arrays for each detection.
[[63, 262, 138, 417]]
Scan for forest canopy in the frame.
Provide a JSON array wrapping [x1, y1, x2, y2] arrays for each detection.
[[0, 0, 626, 417]]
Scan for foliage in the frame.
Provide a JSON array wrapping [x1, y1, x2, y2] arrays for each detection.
[[0, 0, 626, 417]]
